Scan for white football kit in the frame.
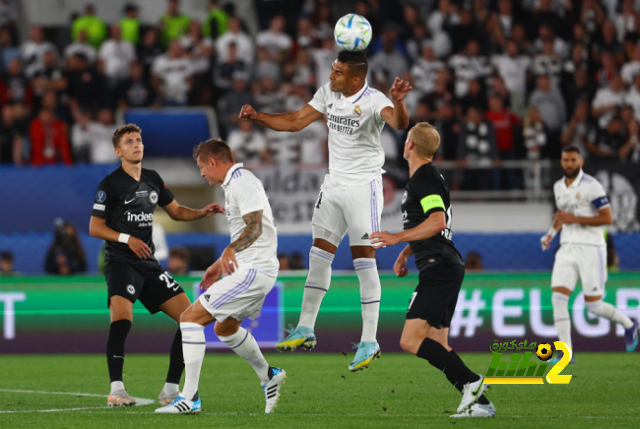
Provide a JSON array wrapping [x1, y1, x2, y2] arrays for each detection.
[[551, 170, 611, 297], [307, 81, 394, 247], [199, 163, 279, 322]]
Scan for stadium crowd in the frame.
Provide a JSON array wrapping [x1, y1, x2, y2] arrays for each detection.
[[0, 0, 640, 191]]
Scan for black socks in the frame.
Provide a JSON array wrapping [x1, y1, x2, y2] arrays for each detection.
[[166, 327, 184, 384], [106, 319, 132, 382], [449, 349, 490, 405]]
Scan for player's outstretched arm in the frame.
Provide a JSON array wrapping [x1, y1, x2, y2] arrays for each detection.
[[381, 77, 412, 130], [371, 212, 446, 247], [219, 210, 264, 275], [89, 216, 152, 259], [239, 103, 323, 133], [162, 200, 224, 221]]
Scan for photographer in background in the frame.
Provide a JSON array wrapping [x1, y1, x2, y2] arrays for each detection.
[[44, 219, 87, 275]]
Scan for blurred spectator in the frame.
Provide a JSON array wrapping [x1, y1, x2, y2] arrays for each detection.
[[532, 36, 563, 86], [410, 45, 445, 98], [21, 25, 59, 78], [256, 15, 292, 64], [380, 125, 398, 164], [488, 0, 521, 51], [447, 7, 486, 55], [254, 45, 281, 83], [227, 120, 271, 163], [254, 76, 285, 114], [621, 44, 640, 85], [427, 0, 459, 38], [311, 36, 337, 87], [625, 73, 640, 122], [529, 74, 566, 156], [615, 0, 638, 44], [457, 78, 487, 117], [0, 26, 20, 73], [465, 251, 483, 271], [434, 101, 459, 161], [370, 25, 409, 90], [278, 253, 290, 271], [293, 17, 318, 56], [289, 252, 304, 270], [66, 53, 102, 113], [159, 0, 191, 48], [117, 61, 156, 108], [181, 20, 214, 105], [45, 220, 87, 275], [579, 0, 606, 38], [491, 40, 531, 117], [448, 40, 492, 98], [560, 99, 591, 159], [216, 17, 254, 66], [563, 67, 594, 118], [309, 2, 334, 41], [136, 28, 163, 80], [265, 128, 299, 165], [595, 52, 619, 88], [214, 42, 247, 93], [0, 0, 18, 31], [532, 23, 567, 58], [523, 106, 548, 189], [71, 108, 118, 164], [0, 250, 15, 275], [64, 29, 97, 65], [0, 104, 23, 165], [0, 58, 33, 108], [422, 68, 454, 120], [30, 108, 73, 166], [168, 247, 190, 275], [120, 4, 141, 45], [31, 50, 67, 111], [203, 0, 229, 39], [71, 4, 107, 49], [299, 117, 328, 165], [98, 24, 136, 108], [591, 74, 625, 130], [485, 94, 520, 188], [457, 105, 499, 190], [287, 47, 315, 88], [219, 71, 254, 134], [586, 115, 626, 160], [151, 40, 193, 106], [562, 43, 589, 86], [593, 20, 625, 67], [618, 116, 640, 162]]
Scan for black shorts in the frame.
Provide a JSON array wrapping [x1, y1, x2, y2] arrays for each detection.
[[104, 260, 185, 314], [406, 256, 465, 329]]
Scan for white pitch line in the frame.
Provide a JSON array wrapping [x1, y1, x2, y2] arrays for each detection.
[[0, 389, 155, 413]]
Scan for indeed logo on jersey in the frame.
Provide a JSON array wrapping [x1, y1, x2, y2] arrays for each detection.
[[326, 113, 360, 135], [125, 210, 154, 225]]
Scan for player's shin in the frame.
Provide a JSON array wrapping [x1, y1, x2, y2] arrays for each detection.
[[552, 292, 573, 350], [218, 327, 270, 384], [107, 319, 131, 393], [180, 322, 206, 401], [355, 258, 381, 342], [417, 338, 480, 387], [298, 246, 334, 329], [161, 328, 183, 398], [585, 299, 633, 328]]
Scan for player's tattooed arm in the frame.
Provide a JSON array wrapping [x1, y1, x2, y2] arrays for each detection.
[[230, 210, 263, 253]]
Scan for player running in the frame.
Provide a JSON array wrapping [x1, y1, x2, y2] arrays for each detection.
[[89, 124, 222, 407], [155, 139, 285, 415], [541, 146, 639, 362], [371, 123, 496, 418], [239, 50, 411, 371]]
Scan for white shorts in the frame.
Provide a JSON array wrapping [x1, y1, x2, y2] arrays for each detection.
[[311, 174, 383, 247], [551, 244, 607, 297], [199, 268, 276, 322]]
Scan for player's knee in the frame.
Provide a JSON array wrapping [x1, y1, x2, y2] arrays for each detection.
[[400, 335, 420, 355], [213, 320, 239, 337]]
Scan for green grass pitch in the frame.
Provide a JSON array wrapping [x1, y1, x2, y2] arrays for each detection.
[[1, 352, 638, 428]]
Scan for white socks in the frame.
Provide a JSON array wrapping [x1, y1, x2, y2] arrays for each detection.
[[586, 300, 633, 329], [180, 322, 206, 401], [110, 381, 124, 394], [552, 292, 572, 350], [218, 327, 270, 384], [355, 258, 381, 343], [298, 246, 334, 329]]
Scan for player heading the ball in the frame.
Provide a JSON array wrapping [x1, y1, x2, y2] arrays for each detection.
[[239, 50, 412, 371]]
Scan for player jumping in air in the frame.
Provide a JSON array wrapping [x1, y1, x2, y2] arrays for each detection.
[[155, 139, 285, 415], [90, 124, 222, 407], [541, 146, 639, 362], [371, 123, 496, 418], [239, 50, 411, 371]]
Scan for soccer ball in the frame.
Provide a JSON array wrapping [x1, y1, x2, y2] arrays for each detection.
[[536, 343, 553, 361], [334, 14, 372, 52]]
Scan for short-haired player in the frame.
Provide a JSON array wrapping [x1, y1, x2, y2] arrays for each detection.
[[371, 123, 496, 418], [239, 50, 412, 371], [155, 139, 285, 414], [541, 146, 639, 361], [90, 124, 223, 407]]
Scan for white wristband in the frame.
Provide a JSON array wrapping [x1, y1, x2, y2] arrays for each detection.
[[546, 227, 557, 239], [118, 233, 131, 244]]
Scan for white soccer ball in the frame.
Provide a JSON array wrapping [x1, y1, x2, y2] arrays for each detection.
[[334, 14, 372, 52]]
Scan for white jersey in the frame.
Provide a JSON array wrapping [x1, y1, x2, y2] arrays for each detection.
[[221, 163, 279, 277], [553, 169, 610, 247], [308, 81, 394, 186]]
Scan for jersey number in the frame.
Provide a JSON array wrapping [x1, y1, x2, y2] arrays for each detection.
[[160, 272, 179, 291], [407, 291, 418, 312], [441, 207, 453, 241]]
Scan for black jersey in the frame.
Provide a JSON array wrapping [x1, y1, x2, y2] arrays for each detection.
[[401, 162, 463, 270], [92, 167, 174, 265]]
